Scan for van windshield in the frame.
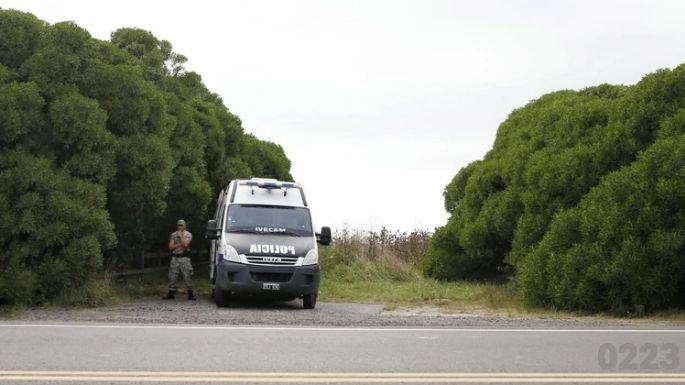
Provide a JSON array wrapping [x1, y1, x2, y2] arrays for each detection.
[[225, 204, 313, 237]]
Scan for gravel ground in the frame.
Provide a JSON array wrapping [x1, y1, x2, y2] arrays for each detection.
[[5, 296, 684, 328]]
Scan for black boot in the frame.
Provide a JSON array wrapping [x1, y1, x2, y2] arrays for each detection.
[[162, 289, 176, 300], [187, 289, 197, 301]]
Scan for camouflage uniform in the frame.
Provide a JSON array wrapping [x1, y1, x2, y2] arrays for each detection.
[[168, 230, 193, 291]]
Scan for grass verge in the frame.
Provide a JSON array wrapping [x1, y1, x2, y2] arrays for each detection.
[[319, 261, 685, 321], [319, 252, 524, 314], [317, 238, 685, 322], [2, 226, 684, 323], [317, 231, 530, 314]]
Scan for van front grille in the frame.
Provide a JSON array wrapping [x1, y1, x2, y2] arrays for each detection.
[[246, 255, 298, 266], [250, 272, 293, 283]]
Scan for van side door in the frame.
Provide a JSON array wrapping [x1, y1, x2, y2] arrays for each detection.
[[210, 189, 226, 281]]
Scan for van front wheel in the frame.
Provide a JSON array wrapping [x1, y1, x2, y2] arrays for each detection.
[[303, 293, 317, 309], [215, 289, 231, 308]]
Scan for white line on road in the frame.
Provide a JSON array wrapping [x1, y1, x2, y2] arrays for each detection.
[[0, 323, 683, 332], [2, 371, 685, 383]]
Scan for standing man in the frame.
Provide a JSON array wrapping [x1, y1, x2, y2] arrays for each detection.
[[163, 219, 196, 300]]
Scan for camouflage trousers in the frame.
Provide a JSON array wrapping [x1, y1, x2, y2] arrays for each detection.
[[168, 256, 193, 291]]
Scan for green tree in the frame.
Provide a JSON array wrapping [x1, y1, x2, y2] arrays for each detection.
[[0, 9, 44, 69], [48, 90, 116, 184], [0, 151, 115, 304], [108, 133, 173, 261], [427, 64, 685, 313], [520, 133, 685, 313], [0, 79, 44, 146], [21, 21, 96, 99], [0, 10, 294, 304]]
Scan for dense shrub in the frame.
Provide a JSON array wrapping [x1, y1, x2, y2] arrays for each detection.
[[426, 64, 685, 312], [521, 133, 685, 313], [0, 10, 292, 305], [0, 152, 115, 304]]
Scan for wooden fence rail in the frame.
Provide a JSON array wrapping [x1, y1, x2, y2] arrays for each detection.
[[115, 250, 210, 277]]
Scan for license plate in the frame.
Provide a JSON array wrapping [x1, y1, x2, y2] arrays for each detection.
[[263, 283, 280, 291]]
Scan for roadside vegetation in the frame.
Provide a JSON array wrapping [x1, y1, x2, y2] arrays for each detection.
[[3, 227, 683, 323], [318, 229, 685, 320], [0, 228, 525, 315], [0, 9, 291, 307], [424, 65, 685, 315], [318, 228, 522, 313], [2, 9, 683, 319]]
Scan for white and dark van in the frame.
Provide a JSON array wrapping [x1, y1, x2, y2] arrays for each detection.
[[206, 178, 331, 309]]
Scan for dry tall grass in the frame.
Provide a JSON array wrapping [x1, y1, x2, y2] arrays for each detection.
[[318, 227, 526, 310], [319, 227, 432, 283], [329, 226, 431, 267]]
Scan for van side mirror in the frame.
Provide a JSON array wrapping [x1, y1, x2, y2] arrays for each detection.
[[317, 226, 332, 246], [206, 219, 220, 240]]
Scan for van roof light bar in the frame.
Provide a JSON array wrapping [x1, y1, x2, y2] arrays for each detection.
[[240, 180, 299, 190]]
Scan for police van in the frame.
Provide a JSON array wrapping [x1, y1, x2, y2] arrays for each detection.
[[206, 178, 331, 309]]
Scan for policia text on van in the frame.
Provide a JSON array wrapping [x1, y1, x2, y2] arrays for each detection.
[[206, 179, 331, 309]]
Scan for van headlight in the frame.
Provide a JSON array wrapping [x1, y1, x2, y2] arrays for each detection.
[[302, 249, 319, 265], [221, 244, 241, 263]]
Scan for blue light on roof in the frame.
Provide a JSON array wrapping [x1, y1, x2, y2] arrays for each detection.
[[239, 179, 299, 189]]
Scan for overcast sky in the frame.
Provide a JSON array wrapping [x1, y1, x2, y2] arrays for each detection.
[[4, 0, 685, 231]]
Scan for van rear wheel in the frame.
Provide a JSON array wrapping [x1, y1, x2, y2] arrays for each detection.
[[215, 289, 231, 308], [303, 293, 317, 309]]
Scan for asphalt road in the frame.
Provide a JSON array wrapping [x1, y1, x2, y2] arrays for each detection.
[[1, 322, 684, 384]]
